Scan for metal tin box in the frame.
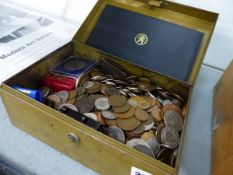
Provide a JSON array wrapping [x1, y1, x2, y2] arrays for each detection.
[[0, 0, 218, 174]]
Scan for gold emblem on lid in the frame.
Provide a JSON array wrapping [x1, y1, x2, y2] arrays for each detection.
[[135, 33, 148, 46]]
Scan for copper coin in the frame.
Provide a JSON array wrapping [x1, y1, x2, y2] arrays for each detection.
[[47, 94, 61, 110], [105, 126, 125, 143], [95, 111, 105, 125], [112, 103, 131, 113], [151, 107, 163, 122], [164, 111, 183, 132], [105, 119, 117, 126], [142, 115, 154, 131], [114, 107, 135, 119], [134, 108, 149, 121], [108, 95, 127, 107], [138, 100, 150, 110], [102, 111, 117, 120], [161, 104, 182, 118], [160, 126, 180, 149], [95, 97, 110, 110], [116, 117, 140, 131], [127, 139, 155, 158]]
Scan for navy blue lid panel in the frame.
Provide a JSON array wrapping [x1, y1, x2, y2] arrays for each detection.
[[86, 5, 204, 81]]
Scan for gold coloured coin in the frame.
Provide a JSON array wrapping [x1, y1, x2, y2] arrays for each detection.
[[134, 108, 149, 121], [112, 103, 131, 113], [108, 95, 127, 107], [116, 117, 140, 131], [114, 107, 135, 119], [151, 107, 163, 122], [138, 100, 150, 110]]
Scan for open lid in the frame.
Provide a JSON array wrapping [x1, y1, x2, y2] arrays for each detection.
[[212, 60, 233, 175], [74, 0, 218, 85]]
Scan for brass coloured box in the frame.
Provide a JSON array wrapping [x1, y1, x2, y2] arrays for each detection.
[[0, 0, 218, 175]]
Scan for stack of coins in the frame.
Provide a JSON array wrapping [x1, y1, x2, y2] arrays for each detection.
[[40, 63, 186, 167]]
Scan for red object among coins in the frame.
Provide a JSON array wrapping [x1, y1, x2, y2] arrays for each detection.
[[42, 74, 76, 92]]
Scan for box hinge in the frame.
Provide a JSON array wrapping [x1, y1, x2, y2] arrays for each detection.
[[136, 0, 164, 7]]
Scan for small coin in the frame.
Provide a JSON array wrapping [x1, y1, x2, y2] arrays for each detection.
[[112, 103, 131, 113], [83, 81, 94, 89], [105, 126, 125, 143], [76, 87, 86, 96], [87, 81, 101, 93], [116, 117, 140, 131], [160, 126, 180, 149], [135, 108, 149, 121], [151, 107, 163, 122], [105, 87, 120, 96], [138, 100, 150, 110], [142, 115, 155, 131], [84, 113, 98, 121], [127, 98, 138, 108], [108, 95, 127, 107], [127, 138, 155, 158], [55, 90, 69, 103], [47, 94, 62, 110], [164, 111, 183, 132], [102, 111, 117, 120], [114, 107, 135, 119], [95, 97, 110, 110]]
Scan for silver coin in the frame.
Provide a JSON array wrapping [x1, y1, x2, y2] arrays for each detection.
[[58, 103, 78, 112], [101, 111, 117, 119], [127, 139, 155, 158], [146, 137, 160, 155], [95, 97, 110, 110], [164, 111, 183, 132], [163, 99, 173, 106], [160, 126, 179, 149], [105, 126, 125, 143], [91, 76, 106, 81], [55, 91, 69, 103], [83, 81, 94, 89], [84, 113, 98, 121], [127, 98, 138, 108], [76, 87, 86, 96], [105, 87, 119, 96], [144, 121, 155, 131]]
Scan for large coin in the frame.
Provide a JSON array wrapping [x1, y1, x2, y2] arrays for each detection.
[[108, 95, 127, 107], [75, 95, 94, 113], [105, 126, 125, 143], [116, 117, 140, 131], [95, 97, 110, 110], [160, 126, 180, 149], [164, 111, 183, 132], [135, 108, 149, 121], [127, 139, 155, 158]]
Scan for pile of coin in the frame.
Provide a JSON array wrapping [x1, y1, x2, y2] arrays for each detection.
[[41, 65, 186, 167]]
